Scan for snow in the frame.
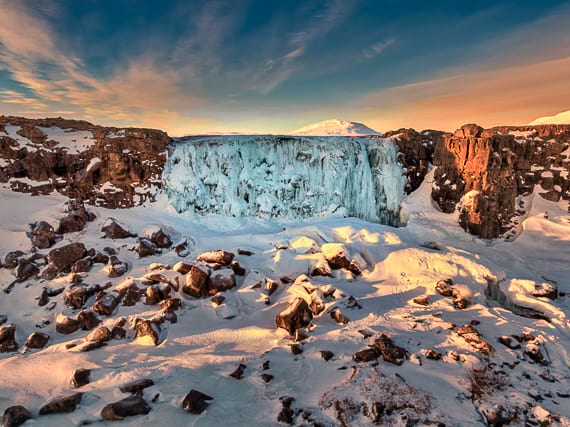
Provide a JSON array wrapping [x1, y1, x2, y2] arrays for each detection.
[[38, 126, 96, 154], [0, 164, 570, 425], [1, 124, 38, 151], [291, 118, 381, 136], [163, 135, 405, 226], [529, 110, 570, 125], [508, 130, 535, 138]]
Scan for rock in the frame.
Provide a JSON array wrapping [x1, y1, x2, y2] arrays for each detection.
[[321, 350, 334, 361], [101, 218, 135, 239], [77, 341, 107, 352], [86, 326, 112, 343], [261, 374, 274, 383], [0, 323, 18, 352], [2, 406, 33, 427], [208, 269, 236, 295], [173, 261, 192, 274], [47, 242, 87, 271], [119, 378, 155, 394], [353, 347, 380, 363], [71, 369, 91, 388], [229, 364, 246, 379], [56, 314, 80, 334], [93, 291, 120, 316], [159, 298, 181, 312], [57, 213, 86, 234], [453, 296, 471, 309], [101, 396, 151, 421], [137, 238, 157, 258], [237, 249, 254, 256], [31, 221, 56, 249], [39, 392, 83, 415], [92, 252, 110, 264], [14, 260, 39, 280], [275, 298, 313, 335], [148, 228, 172, 248], [182, 389, 213, 414], [64, 284, 97, 309], [230, 260, 245, 276], [121, 288, 141, 306], [330, 308, 349, 324], [72, 311, 100, 333], [106, 256, 128, 278], [182, 265, 209, 298], [457, 325, 494, 355], [424, 349, 442, 360], [435, 278, 454, 297], [310, 259, 332, 277], [321, 243, 351, 269], [38, 288, 50, 306], [420, 241, 443, 251], [481, 404, 510, 427], [3, 251, 24, 269], [39, 263, 59, 280], [290, 344, 303, 355], [413, 296, 430, 306], [71, 258, 92, 273], [372, 334, 407, 365], [197, 250, 234, 265], [531, 282, 558, 300], [211, 295, 225, 305], [25, 332, 50, 349], [134, 320, 162, 346], [525, 341, 546, 364], [145, 285, 163, 305], [498, 335, 521, 350], [277, 397, 295, 424]]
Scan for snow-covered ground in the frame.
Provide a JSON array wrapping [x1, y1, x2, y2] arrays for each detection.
[[0, 168, 569, 426]]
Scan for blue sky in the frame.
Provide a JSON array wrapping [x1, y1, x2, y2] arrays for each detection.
[[0, 0, 569, 134]]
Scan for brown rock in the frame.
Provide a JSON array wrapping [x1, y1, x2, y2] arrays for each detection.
[[77, 310, 101, 330], [148, 228, 172, 248], [64, 284, 97, 309], [3, 251, 24, 269], [31, 221, 56, 249], [197, 250, 234, 265], [372, 334, 407, 365], [182, 265, 209, 298], [101, 218, 135, 239], [71, 258, 92, 273], [119, 378, 155, 394], [2, 405, 33, 427], [229, 364, 246, 379], [39, 392, 83, 415], [86, 326, 112, 343], [56, 315, 80, 334], [275, 298, 313, 335], [330, 308, 349, 324], [208, 269, 236, 295], [106, 256, 128, 278], [93, 291, 120, 316], [15, 260, 39, 280], [134, 319, 162, 345], [71, 368, 91, 388], [0, 323, 18, 352], [137, 238, 157, 258], [457, 325, 494, 355], [182, 390, 213, 414], [47, 242, 87, 271], [25, 332, 50, 349], [101, 396, 151, 420]]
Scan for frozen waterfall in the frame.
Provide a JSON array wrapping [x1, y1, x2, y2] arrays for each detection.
[[162, 135, 406, 226]]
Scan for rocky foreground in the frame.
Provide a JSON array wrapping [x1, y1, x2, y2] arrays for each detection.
[[0, 182, 568, 426]]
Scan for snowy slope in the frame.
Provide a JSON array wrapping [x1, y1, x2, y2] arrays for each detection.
[[291, 119, 381, 136], [0, 171, 569, 426]]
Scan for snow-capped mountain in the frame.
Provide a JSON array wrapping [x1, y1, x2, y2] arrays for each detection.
[[529, 110, 570, 125], [291, 118, 381, 136]]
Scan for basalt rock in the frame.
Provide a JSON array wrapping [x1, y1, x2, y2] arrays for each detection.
[[372, 334, 408, 365], [0, 323, 18, 352], [77, 310, 101, 330], [30, 221, 56, 249], [432, 123, 570, 238], [39, 392, 83, 415], [56, 315, 81, 335], [93, 291, 120, 316], [71, 368, 91, 388], [14, 260, 39, 280], [102, 218, 135, 239], [182, 265, 210, 298], [2, 406, 32, 427], [25, 332, 50, 349], [0, 116, 170, 208], [182, 390, 213, 414], [47, 242, 87, 272], [275, 298, 313, 335], [119, 378, 155, 394], [3, 251, 24, 269], [101, 396, 151, 420]]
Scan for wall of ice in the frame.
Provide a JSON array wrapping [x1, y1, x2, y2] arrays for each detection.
[[162, 135, 406, 226]]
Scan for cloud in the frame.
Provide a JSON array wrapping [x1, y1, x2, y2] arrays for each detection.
[[529, 110, 570, 125], [363, 38, 395, 59]]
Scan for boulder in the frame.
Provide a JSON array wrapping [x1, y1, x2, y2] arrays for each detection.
[[39, 263, 58, 280], [101, 218, 135, 239], [196, 250, 234, 265], [173, 261, 193, 274], [14, 260, 39, 280], [57, 213, 87, 234], [92, 252, 110, 264], [413, 296, 430, 306], [182, 390, 213, 414], [119, 378, 155, 394], [182, 265, 209, 298], [137, 238, 157, 258], [353, 348, 380, 363], [435, 278, 454, 297], [47, 242, 87, 271], [86, 326, 112, 343], [55, 315, 80, 335], [229, 364, 246, 379], [71, 368, 91, 388], [101, 396, 151, 421], [71, 258, 92, 273], [311, 259, 332, 277], [105, 256, 128, 278], [321, 243, 351, 269], [25, 332, 50, 349], [160, 298, 181, 312], [275, 298, 313, 335], [134, 320, 162, 346], [457, 325, 494, 355], [3, 251, 24, 269], [208, 269, 236, 295], [330, 308, 349, 324], [31, 221, 56, 249], [77, 310, 101, 330], [39, 392, 83, 415], [64, 284, 97, 309], [2, 406, 33, 427], [372, 334, 407, 365], [148, 228, 172, 248], [320, 350, 334, 361], [0, 324, 18, 352], [93, 291, 120, 316]]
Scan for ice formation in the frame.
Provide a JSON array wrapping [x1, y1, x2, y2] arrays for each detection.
[[162, 135, 406, 225]]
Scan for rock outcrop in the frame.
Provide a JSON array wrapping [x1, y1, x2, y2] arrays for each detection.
[[432, 124, 570, 238], [0, 116, 170, 208]]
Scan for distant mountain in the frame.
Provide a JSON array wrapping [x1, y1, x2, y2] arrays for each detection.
[[529, 110, 570, 125], [291, 119, 381, 136]]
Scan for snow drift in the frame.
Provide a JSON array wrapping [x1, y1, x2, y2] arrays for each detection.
[[162, 135, 405, 225]]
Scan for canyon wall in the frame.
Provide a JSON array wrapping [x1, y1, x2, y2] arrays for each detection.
[[0, 116, 170, 208]]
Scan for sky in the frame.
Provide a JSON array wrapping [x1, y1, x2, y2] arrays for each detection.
[[0, 0, 569, 135]]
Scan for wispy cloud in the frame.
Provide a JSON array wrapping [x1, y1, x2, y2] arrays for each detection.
[[363, 38, 395, 59]]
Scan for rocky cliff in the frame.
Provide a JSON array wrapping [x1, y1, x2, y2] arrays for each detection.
[[0, 116, 170, 208], [432, 124, 570, 238]]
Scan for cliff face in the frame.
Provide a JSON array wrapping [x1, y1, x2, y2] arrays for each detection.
[[432, 124, 570, 238], [0, 116, 171, 208]]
